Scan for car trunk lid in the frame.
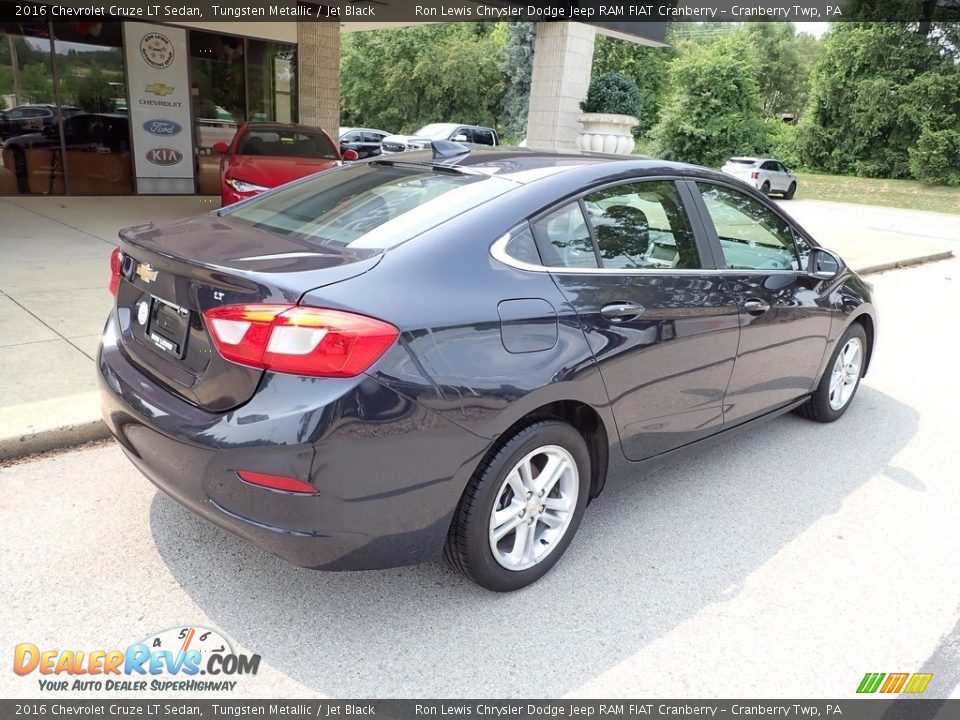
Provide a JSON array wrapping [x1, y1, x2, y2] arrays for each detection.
[[114, 212, 381, 412]]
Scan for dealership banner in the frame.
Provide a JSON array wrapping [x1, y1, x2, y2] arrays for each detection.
[[2, 1, 958, 24], [0, 700, 956, 718], [122, 21, 195, 194]]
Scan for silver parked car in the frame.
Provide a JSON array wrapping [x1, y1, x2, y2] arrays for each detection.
[[721, 157, 798, 199]]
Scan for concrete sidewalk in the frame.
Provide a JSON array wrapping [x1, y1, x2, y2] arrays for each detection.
[[0, 194, 956, 461]]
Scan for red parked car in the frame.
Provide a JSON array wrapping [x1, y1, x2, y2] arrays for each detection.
[[214, 122, 357, 206]]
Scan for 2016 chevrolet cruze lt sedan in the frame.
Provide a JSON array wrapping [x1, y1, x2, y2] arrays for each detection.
[[98, 147, 877, 591]]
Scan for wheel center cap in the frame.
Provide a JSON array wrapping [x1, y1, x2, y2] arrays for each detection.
[[526, 497, 540, 515]]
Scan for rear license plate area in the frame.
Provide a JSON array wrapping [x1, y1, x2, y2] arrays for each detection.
[[147, 297, 190, 359]]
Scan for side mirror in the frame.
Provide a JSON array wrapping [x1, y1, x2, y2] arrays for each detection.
[[341, 148, 359, 161], [808, 248, 841, 280], [451, 134, 468, 142], [212, 142, 229, 155]]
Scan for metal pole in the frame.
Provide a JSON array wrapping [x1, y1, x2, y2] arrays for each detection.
[[8, 34, 22, 106], [48, 23, 71, 195]]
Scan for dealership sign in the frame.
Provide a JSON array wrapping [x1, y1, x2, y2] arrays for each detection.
[[143, 119, 182, 136], [146, 148, 183, 166], [123, 23, 194, 193]]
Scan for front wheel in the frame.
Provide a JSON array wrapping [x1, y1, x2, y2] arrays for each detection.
[[445, 420, 591, 591], [797, 323, 867, 423], [784, 182, 797, 199]]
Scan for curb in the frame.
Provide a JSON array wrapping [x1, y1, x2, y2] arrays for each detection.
[[855, 250, 954, 276], [0, 420, 110, 464]]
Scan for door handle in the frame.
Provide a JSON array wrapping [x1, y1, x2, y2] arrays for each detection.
[[600, 302, 645, 323], [743, 298, 770, 315]]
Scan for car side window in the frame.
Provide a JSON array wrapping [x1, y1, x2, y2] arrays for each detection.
[[582, 180, 701, 270], [502, 224, 542, 265], [474, 129, 495, 146], [697, 183, 801, 271], [531, 202, 599, 269], [760, 161, 776, 171]]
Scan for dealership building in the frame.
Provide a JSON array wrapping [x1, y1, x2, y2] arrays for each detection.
[[0, 1, 664, 196]]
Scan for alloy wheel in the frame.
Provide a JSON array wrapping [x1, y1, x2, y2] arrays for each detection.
[[829, 337, 863, 410], [488, 445, 579, 572]]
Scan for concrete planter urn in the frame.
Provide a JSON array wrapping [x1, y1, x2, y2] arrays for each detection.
[[577, 113, 639, 155]]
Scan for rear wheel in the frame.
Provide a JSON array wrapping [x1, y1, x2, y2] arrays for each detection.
[[784, 182, 797, 199], [797, 323, 867, 423], [445, 420, 591, 591], [761, 181, 771, 196]]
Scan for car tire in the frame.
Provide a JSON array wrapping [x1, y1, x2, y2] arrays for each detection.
[[797, 323, 867, 423], [445, 419, 591, 592], [784, 182, 797, 199], [761, 181, 771, 196]]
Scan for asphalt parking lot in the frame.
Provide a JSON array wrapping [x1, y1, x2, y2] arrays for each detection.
[[2, 256, 959, 700]]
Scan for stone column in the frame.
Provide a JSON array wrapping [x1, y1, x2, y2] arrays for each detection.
[[297, 22, 340, 133], [525, 23, 596, 151]]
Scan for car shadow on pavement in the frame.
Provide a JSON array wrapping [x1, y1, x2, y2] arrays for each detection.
[[149, 384, 917, 697]]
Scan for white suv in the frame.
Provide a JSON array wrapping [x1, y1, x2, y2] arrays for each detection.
[[721, 157, 798, 199], [381, 123, 498, 153]]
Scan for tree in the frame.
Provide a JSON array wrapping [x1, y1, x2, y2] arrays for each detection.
[[740, 22, 819, 116], [651, 37, 768, 167], [75, 66, 114, 113], [795, 23, 954, 179], [498, 22, 536, 141], [340, 24, 506, 134]]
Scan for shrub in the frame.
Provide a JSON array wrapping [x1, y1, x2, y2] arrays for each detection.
[[579, 72, 643, 117], [909, 129, 960, 186]]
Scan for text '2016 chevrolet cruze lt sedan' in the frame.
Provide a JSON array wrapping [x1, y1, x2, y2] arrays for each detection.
[[98, 146, 877, 591]]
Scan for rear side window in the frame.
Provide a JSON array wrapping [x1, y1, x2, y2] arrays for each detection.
[[697, 183, 801, 271], [583, 180, 700, 270], [226, 163, 517, 251], [531, 202, 599, 269]]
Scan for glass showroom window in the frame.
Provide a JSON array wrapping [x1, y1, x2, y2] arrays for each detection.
[[1, 19, 132, 195]]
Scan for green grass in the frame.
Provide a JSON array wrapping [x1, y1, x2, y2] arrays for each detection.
[[794, 172, 960, 215]]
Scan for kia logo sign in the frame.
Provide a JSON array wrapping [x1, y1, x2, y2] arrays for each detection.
[[143, 119, 182, 136], [146, 147, 183, 166]]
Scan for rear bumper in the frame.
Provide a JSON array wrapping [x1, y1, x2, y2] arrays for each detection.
[[97, 312, 489, 570]]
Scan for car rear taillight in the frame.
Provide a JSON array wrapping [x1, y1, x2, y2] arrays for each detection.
[[750, 171, 760, 179], [237, 469, 318, 495], [203, 304, 399, 378], [109, 247, 122, 296]]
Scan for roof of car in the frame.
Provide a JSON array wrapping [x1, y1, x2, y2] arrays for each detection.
[[340, 127, 388, 135], [727, 156, 783, 164], [377, 146, 736, 186]]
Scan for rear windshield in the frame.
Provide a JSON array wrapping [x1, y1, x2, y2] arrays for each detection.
[[726, 158, 757, 165], [237, 128, 338, 159], [225, 163, 518, 250]]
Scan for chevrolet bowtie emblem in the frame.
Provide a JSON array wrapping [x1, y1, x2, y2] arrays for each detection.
[[136, 263, 158, 283]]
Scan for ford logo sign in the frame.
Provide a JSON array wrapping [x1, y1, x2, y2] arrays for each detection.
[[146, 147, 183, 166], [143, 119, 182, 136]]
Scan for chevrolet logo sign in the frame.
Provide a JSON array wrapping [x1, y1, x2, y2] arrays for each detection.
[[144, 83, 175, 96], [136, 264, 158, 283]]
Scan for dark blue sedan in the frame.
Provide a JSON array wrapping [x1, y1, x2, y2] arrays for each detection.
[[98, 146, 877, 591]]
